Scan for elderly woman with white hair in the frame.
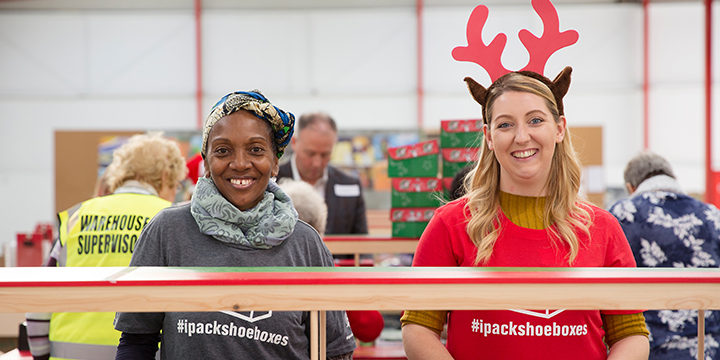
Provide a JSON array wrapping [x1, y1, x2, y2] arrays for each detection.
[[26, 133, 187, 360], [278, 178, 386, 345], [278, 178, 328, 236]]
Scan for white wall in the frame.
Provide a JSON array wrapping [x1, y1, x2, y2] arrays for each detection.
[[0, 1, 717, 251], [649, 2, 707, 197]]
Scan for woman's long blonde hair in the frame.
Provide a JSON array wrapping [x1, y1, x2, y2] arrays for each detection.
[[463, 73, 591, 265]]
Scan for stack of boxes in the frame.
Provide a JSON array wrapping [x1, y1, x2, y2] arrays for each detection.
[[387, 139, 440, 238], [385, 120, 482, 238], [440, 119, 483, 197]]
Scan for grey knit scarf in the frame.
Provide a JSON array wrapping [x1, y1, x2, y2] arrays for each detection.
[[190, 177, 298, 249]]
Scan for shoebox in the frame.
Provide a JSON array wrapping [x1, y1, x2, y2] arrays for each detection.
[[390, 207, 436, 238], [440, 119, 483, 148], [442, 147, 480, 178], [391, 177, 443, 208], [387, 139, 439, 178]]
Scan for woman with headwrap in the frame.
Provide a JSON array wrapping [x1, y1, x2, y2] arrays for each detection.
[[114, 90, 356, 360]]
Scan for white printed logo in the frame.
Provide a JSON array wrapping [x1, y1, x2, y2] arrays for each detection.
[[509, 309, 565, 319], [219, 311, 273, 323]]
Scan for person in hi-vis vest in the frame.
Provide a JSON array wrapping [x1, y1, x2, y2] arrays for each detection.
[[25, 133, 187, 360]]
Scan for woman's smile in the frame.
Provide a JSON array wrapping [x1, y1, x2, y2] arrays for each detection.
[[229, 178, 254, 187], [512, 149, 538, 159]]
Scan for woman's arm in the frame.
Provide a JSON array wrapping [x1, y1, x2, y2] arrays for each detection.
[[26, 239, 63, 360], [115, 332, 160, 360], [328, 351, 354, 360], [607, 335, 649, 360], [401, 324, 454, 360]]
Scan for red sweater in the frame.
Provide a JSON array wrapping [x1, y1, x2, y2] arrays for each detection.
[[413, 199, 639, 360]]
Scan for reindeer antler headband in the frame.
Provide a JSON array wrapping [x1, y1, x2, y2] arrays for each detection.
[[452, 0, 578, 121]]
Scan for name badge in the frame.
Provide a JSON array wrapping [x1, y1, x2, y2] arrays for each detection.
[[334, 184, 360, 197]]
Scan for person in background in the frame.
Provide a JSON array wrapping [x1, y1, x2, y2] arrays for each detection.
[[609, 151, 720, 360], [185, 152, 204, 186], [448, 165, 473, 201], [176, 151, 205, 202], [278, 178, 385, 345], [25, 133, 187, 360], [114, 90, 356, 360], [400, 68, 649, 359], [93, 169, 113, 198], [277, 179, 328, 235], [277, 112, 368, 235]]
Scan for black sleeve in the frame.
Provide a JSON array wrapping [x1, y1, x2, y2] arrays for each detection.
[[353, 182, 369, 234], [115, 332, 160, 360]]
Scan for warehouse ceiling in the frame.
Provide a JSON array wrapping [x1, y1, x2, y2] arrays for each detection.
[[0, 0, 700, 10]]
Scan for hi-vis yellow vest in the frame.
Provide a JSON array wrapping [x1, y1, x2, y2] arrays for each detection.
[[49, 193, 170, 360]]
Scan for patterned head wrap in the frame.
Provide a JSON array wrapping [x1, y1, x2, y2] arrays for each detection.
[[201, 90, 295, 159]]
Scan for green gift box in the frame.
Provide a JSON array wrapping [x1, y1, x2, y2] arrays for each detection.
[[391, 221, 429, 238], [442, 148, 480, 178], [391, 177, 443, 208], [390, 207, 436, 238], [387, 139, 439, 178], [440, 119, 483, 148]]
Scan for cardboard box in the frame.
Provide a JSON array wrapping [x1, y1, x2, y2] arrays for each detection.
[[570, 126, 605, 207], [387, 139, 439, 178], [390, 207, 436, 238], [440, 119, 483, 148], [371, 161, 391, 191], [391, 221, 429, 238], [442, 148, 480, 178], [391, 177, 443, 208]]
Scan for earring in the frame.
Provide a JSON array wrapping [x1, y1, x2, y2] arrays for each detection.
[[270, 176, 277, 183]]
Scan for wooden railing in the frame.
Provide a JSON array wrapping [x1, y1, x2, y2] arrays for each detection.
[[2, 267, 719, 360]]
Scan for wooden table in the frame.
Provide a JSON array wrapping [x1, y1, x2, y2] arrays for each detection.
[[353, 342, 406, 359], [323, 235, 419, 266], [2, 266, 719, 360]]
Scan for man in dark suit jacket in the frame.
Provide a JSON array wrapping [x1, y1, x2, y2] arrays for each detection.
[[277, 112, 368, 235]]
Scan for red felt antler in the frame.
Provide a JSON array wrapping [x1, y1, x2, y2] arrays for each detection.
[[451, 5, 510, 82], [453, 0, 578, 81], [519, 0, 579, 74]]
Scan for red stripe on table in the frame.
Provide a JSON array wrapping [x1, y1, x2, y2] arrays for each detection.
[[2, 267, 720, 287]]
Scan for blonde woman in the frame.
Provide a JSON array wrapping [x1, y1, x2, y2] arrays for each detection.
[[400, 68, 650, 360]]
